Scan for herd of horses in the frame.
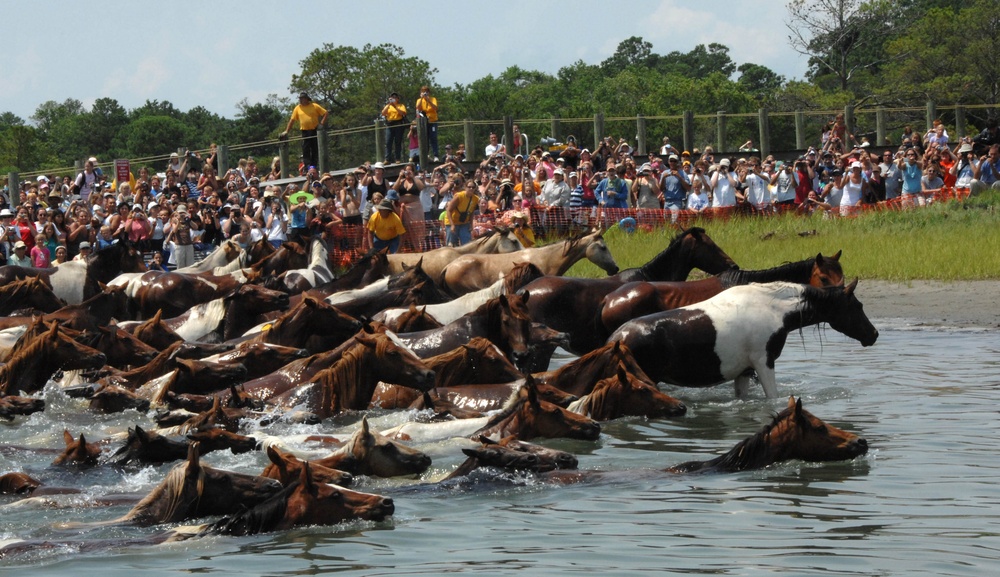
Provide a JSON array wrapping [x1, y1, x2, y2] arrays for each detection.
[[0, 225, 877, 559]]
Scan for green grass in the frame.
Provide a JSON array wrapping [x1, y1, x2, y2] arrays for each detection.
[[567, 190, 1000, 281]]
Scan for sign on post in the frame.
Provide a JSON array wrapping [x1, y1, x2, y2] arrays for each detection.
[[114, 159, 131, 186]]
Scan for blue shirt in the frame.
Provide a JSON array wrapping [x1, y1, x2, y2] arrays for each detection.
[[659, 171, 691, 204], [901, 162, 923, 193], [978, 158, 1000, 185], [595, 178, 628, 208]]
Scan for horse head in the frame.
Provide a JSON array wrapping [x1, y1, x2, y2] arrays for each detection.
[[473, 434, 579, 473], [52, 430, 102, 466], [811, 250, 845, 287], [182, 442, 282, 519], [494, 293, 533, 370], [88, 384, 151, 414], [770, 396, 869, 462], [232, 282, 290, 313], [263, 445, 354, 487], [358, 331, 435, 392], [0, 472, 42, 495], [186, 428, 258, 455], [482, 378, 601, 441], [584, 232, 620, 275], [811, 279, 878, 347], [45, 322, 108, 373], [109, 425, 188, 466], [284, 462, 394, 526], [579, 365, 687, 420], [342, 415, 432, 477]]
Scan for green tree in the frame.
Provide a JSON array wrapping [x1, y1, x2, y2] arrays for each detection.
[[601, 36, 655, 75], [738, 63, 786, 106], [121, 116, 189, 159]]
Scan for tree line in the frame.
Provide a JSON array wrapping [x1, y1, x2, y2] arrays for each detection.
[[2, 0, 995, 176]]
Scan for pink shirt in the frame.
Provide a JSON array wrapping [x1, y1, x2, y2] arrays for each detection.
[[30, 245, 50, 268]]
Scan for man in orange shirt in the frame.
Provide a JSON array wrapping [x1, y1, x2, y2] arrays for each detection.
[[282, 92, 328, 171], [416, 85, 440, 161]]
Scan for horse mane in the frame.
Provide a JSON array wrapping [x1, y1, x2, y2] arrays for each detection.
[[474, 393, 527, 438], [207, 481, 294, 536], [568, 378, 617, 419], [718, 258, 824, 289], [0, 328, 52, 394], [670, 407, 794, 473], [638, 227, 703, 277], [318, 336, 389, 412], [560, 232, 588, 257], [503, 262, 544, 294], [127, 462, 205, 524]]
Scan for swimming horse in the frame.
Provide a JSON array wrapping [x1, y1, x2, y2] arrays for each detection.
[[608, 281, 878, 398]]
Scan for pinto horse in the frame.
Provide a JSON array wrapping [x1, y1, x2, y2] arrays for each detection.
[[394, 293, 535, 370], [608, 281, 879, 398], [0, 239, 146, 305], [204, 462, 393, 536], [668, 397, 869, 472], [441, 228, 619, 296], [0, 323, 106, 395], [600, 252, 844, 334], [282, 237, 334, 293]]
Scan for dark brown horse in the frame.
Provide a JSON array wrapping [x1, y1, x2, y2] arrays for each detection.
[[471, 381, 601, 441], [199, 342, 310, 381], [534, 340, 661, 397], [268, 332, 435, 418], [0, 472, 41, 494], [667, 397, 869, 472], [0, 394, 46, 420], [395, 293, 535, 369], [0, 283, 129, 332], [132, 270, 251, 319], [600, 252, 845, 333], [88, 384, 151, 413], [389, 303, 445, 332], [87, 325, 160, 369], [205, 462, 393, 536], [304, 248, 391, 298], [128, 309, 184, 350], [0, 323, 106, 395], [445, 435, 579, 480], [518, 227, 738, 354], [251, 241, 309, 277], [240, 295, 361, 352]]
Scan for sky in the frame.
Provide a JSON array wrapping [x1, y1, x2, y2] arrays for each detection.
[[2, 0, 810, 123]]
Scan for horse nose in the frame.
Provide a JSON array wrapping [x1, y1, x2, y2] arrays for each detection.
[[94, 353, 107, 366], [380, 497, 395, 514], [607, 266, 619, 275], [338, 472, 354, 487], [852, 437, 869, 455], [421, 370, 436, 387], [582, 422, 601, 441], [294, 348, 309, 358], [557, 454, 578, 469], [672, 402, 687, 416]]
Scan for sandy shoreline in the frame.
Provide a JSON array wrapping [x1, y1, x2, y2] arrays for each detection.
[[856, 280, 1000, 330]]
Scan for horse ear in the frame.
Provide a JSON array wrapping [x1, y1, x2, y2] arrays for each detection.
[[63, 429, 74, 447], [300, 460, 317, 494], [498, 294, 509, 308], [844, 278, 858, 295], [408, 302, 418, 313], [792, 397, 805, 421], [361, 415, 371, 436], [815, 253, 825, 265], [525, 380, 540, 407], [186, 442, 201, 475], [135, 425, 149, 444], [478, 435, 499, 446], [520, 290, 529, 304], [786, 396, 798, 415], [265, 444, 283, 465], [831, 250, 842, 261], [617, 365, 628, 383]]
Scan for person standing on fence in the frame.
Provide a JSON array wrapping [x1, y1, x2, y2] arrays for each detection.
[[381, 92, 408, 164], [446, 181, 480, 247], [281, 92, 328, 171], [415, 86, 440, 161]]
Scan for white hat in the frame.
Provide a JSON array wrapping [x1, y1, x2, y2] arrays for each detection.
[[850, 161, 863, 169], [170, 152, 179, 158], [79, 241, 91, 249], [0, 208, 12, 217], [958, 143, 974, 153], [553, 168, 565, 176], [638, 163, 652, 173], [36, 175, 49, 182], [372, 162, 385, 170], [88, 157, 98, 163], [175, 204, 188, 213], [668, 154, 679, 161], [719, 158, 731, 167], [14, 241, 26, 249]]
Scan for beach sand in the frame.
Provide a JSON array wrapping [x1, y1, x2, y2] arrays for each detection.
[[856, 280, 1000, 329]]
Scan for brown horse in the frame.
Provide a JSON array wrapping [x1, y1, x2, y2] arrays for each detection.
[[268, 332, 435, 418], [518, 227, 739, 354], [205, 462, 393, 536], [388, 303, 444, 332], [285, 415, 433, 478], [251, 241, 309, 277], [108, 425, 255, 467], [305, 248, 391, 298], [150, 283, 290, 343], [471, 381, 601, 441], [261, 445, 354, 487], [132, 270, 251, 319], [87, 325, 160, 369], [52, 430, 102, 466], [600, 252, 845, 333], [442, 229, 620, 296], [370, 337, 523, 409], [565, 366, 687, 420], [667, 397, 869, 472], [96, 443, 282, 527], [0, 283, 129, 332], [386, 227, 525, 277], [395, 293, 535, 369], [241, 296, 361, 351], [0, 323, 106, 395], [198, 342, 309, 381], [0, 394, 46, 420], [0, 276, 66, 315], [0, 472, 42, 495], [88, 384, 151, 413], [445, 435, 579, 480], [128, 309, 184, 350], [534, 340, 660, 398]]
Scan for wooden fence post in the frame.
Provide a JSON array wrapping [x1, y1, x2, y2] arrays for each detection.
[[716, 111, 727, 152], [550, 115, 561, 142], [636, 115, 647, 156], [317, 128, 328, 174], [374, 119, 385, 164], [682, 111, 694, 154], [844, 105, 855, 144], [7, 172, 18, 208], [876, 107, 887, 146], [417, 119, 428, 170], [594, 113, 604, 151], [758, 108, 771, 159], [217, 145, 229, 176], [955, 105, 967, 139], [464, 119, 475, 162], [794, 111, 806, 150], [926, 100, 937, 130]]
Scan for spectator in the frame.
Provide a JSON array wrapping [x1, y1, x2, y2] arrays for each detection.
[[30, 233, 50, 267], [595, 166, 629, 209], [898, 148, 925, 205], [657, 156, 690, 216], [381, 92, 407, 164], [971, 144, 1000, 195], [972, 118, 1000, 155], [164, 204, 195, 269], [72, 241, 93, 262], [339, 174, 363, 226], [147, 250, 169, 272], [485, 133, 506, 161], [509, 210, 535, 248], [445, 180, 480, 247], [837, 161, 869, 215], [951, 143, 978, 189], [710, 159, 740, 208], [921, 164, 944, 205], [281, 92, 328, 170], [407, 122, 420, 163], [368, 198, 406, 253], [540, 168, 571, 208], [53, 245, 69, 266], [687, 170, 710, 213], [415, 85, 440, 161], [70, 158, 100, 204], [772, 162, 796, 206], [9, 240, 31, 267], [742, 159, 772, 212]]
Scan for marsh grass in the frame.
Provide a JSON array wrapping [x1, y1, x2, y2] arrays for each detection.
[[567, 191, 1000, 281]]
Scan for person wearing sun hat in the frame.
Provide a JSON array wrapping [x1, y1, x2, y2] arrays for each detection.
[[507, 209, 535, 248], [8, 240, 32, 266], [368, 198, 406, 254]]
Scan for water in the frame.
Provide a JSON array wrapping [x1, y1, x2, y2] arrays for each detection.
[[3, 321, 1000, 576]]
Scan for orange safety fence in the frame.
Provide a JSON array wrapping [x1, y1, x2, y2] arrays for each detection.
[[324, 186, 971, 268]]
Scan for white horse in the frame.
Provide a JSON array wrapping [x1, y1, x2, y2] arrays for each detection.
[[375, 277, 506, 327]]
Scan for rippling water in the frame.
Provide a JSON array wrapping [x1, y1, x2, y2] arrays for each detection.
[[3, 322, 999, 576]]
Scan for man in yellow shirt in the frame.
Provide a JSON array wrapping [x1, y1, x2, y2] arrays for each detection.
[[416, 85, 440, 161], [282, 92, 328, 171], [445, 185, 480, 246], [381, 92, 407, 164], [368, 198, 407, 253]]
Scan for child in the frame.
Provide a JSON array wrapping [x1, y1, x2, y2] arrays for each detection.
[[30, 233, 51, 267], [96, 225, 116, 250]]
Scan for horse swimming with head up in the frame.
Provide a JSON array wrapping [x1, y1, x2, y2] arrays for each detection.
[[608, 280, 878, 398]]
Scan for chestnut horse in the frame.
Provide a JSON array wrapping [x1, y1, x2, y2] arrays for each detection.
[[0, 323, 106, 395], [52, 430, 102, 466], [608, 281, 879, 398], [0, 276, 65, 315], [267, 332, 435, 418], [517, 227, 738, 355], [565, 366, 687, 420], [205, 462, 393, 536], [441, 229, 619, 296], [667, 397, 869, 472], [600, 252, 845, 333], [445, 435, 579, 480], [239, 296, 361, 351], [261, 445, 354, 487], [533, 340, 661, 397], [394, 293, 535, 369], [0, 394, 46, 420]]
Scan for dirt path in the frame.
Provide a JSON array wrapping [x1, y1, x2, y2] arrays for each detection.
[[856, 280, 1000, 329]]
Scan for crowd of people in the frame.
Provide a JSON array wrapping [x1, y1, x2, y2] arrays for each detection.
[[4, 100, 1000, 267]]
